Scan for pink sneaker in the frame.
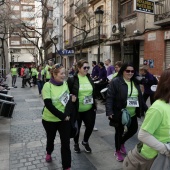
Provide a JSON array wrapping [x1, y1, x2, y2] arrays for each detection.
[[120, 144, 127, 155], [45, 154, 52, 162], [114, 150, 124, 162]]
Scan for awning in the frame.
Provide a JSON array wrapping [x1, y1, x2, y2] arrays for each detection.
[[105, 35, 145, 46]]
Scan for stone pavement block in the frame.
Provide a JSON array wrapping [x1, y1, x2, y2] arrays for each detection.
[[0, 153, 9, 161], [85, 150, 123, 170], [10, 143, 25, 151], [0, 159, 9, 170], [27, 141, 42, 148]]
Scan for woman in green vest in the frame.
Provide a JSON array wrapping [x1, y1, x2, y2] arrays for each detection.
[[36, 65, 44, 96], [42, 63, 76, 170], [11, 64, 17, 88], [31, 65, 37, 86]]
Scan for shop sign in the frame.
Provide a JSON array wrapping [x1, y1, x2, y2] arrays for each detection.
[[58, 49, 74, 55], [134, 0, 155, 15]]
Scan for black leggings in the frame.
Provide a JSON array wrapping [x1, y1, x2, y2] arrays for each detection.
[[143, 93, 155, 105], [114, 115, 138, 151], [74, 108, 96, 144], [42, 120, 71, 169]]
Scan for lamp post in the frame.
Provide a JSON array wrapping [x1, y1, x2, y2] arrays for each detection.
[[94, 8, 104, 64], [40, 46, 43, 65], [52, 36, 61, 64]]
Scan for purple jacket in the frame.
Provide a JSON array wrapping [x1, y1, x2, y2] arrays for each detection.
[[141, 72, 156, 94], [92, 65, 99, 78], [99, 67, 107, 82], [107, 65, 115, 76]]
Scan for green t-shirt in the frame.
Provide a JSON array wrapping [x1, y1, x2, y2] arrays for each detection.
[[31, 68, 37, 76], [140, 100, 170, 159], [11, 68, 17, 76], [78, 75, 93, 112], [42, 81, 69, 122], [45, 65, 52, 79], [125, 80, 139, 117]]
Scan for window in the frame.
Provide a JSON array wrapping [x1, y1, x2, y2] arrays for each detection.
[[121, 0, 135, 19], [13, 49, 21, 53], [22, 6, 33, 11], [11, 5, 20, 10], [21, 11, 34, 18], [21, 38, 35, 44]]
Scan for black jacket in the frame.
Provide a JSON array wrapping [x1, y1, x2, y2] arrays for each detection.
[[106, 76, 148, 119], [67, 73, 96, 115]]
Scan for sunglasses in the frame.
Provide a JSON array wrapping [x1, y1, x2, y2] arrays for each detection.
[[55, 63, 63, 69], [83, 66, 90, 70], [125, 70, 135, 73]]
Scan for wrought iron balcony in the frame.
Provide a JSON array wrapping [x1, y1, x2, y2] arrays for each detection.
[[73, 25, 107, 46], [65, 10, 75, 22], [75, 2, 87, 14], [154, 0, 170, 26]]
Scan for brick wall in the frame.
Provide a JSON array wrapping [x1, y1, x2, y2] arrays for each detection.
[[144, 30, 165, 76]]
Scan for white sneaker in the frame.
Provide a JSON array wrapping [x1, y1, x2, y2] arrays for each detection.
[[82, 122, 85, 126], [93, 127, 98, 131]]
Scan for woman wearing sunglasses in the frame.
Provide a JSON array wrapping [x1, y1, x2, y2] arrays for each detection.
[[106, 63, 148, 162], [67, 59, 96, 153], [42, 63, 76, 170]]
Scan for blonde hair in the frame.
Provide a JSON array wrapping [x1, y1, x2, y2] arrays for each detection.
[[49, 63, 63, 78]]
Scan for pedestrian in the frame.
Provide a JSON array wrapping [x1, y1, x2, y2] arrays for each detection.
[[105, 59, 115, 76], [106, 62, 148, 162], [95, 62, 107, 100], [31, 65, 37, 86], [36, 65, 44, 96], [21, 66, 32, 88], [44, 60, 53, 82], [67, 59, 97, 153], [139, 66, 158, 105], [11, 64, 17, 88], [42, 63, 76, 170], [112, 61, 122, 78], [91, 61, 99, 80], [123, 69, 170, 170]]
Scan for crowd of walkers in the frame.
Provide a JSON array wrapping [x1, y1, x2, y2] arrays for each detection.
[[10, 59, 170, 170]]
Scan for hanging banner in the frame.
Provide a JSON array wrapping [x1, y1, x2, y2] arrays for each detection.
[[134, 0, 155, 15]]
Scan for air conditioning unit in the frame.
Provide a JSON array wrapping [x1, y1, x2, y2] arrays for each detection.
[[112, 24, 126, 36]]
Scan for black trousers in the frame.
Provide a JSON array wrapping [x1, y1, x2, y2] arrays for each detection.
[[42, 120, 71, 169], [32, 76, 37, 85], [114, 115, 138, 151], [143, 92, 155, 105], [74, 108, 96, 144]]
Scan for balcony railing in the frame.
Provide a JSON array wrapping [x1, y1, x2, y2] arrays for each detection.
[[65, 10, 74, 22], [73, 25, 108, 46], [75, 2, 87, 14], [154, 0, 170, 26]]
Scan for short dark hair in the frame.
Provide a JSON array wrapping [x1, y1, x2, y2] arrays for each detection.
[[99, 62, 104, 67], [77, 59, 88, 69], [115, 61, 122, 68], [92, 61, 96, 65], [154, 69, 170, 103]]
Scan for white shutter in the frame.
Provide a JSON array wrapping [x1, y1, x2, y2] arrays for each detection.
[[165, 41, 170, 69]]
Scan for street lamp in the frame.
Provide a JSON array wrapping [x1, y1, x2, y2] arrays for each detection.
[[94, 8, 104, 64], [52, 36, 62, 64], [40, 46, 43, 65]]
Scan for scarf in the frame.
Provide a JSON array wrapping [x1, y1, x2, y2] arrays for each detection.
[[49, 78, 63, 86]]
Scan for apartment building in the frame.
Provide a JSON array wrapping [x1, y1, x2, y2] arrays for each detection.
[[63, 0, 112, 70], [8, 0, 38, 68], [42, 0, 63, 64]]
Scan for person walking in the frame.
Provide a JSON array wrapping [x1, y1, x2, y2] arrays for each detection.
[[139, 66, 158, 105], [31, 65, 37, 86], [105, 59, 115, 76], [44, 60, 53, 82], [21, 66, 32, 88], [91, 61, 99, 80], [42, 63, 76, 170], [36, 65, 44, 96], [11, 64, 18, 88], [106, 63, 148, 162], [67, 59, 97, 153], [123, 69, 170, 169]]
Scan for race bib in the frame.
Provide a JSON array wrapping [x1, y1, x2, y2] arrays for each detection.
[[83, 95, 93, 105], [59, 91, 69, 106], [127, 97, 139, 107]]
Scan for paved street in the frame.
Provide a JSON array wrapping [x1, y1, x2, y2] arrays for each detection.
[[0, 75, 145, 170]]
